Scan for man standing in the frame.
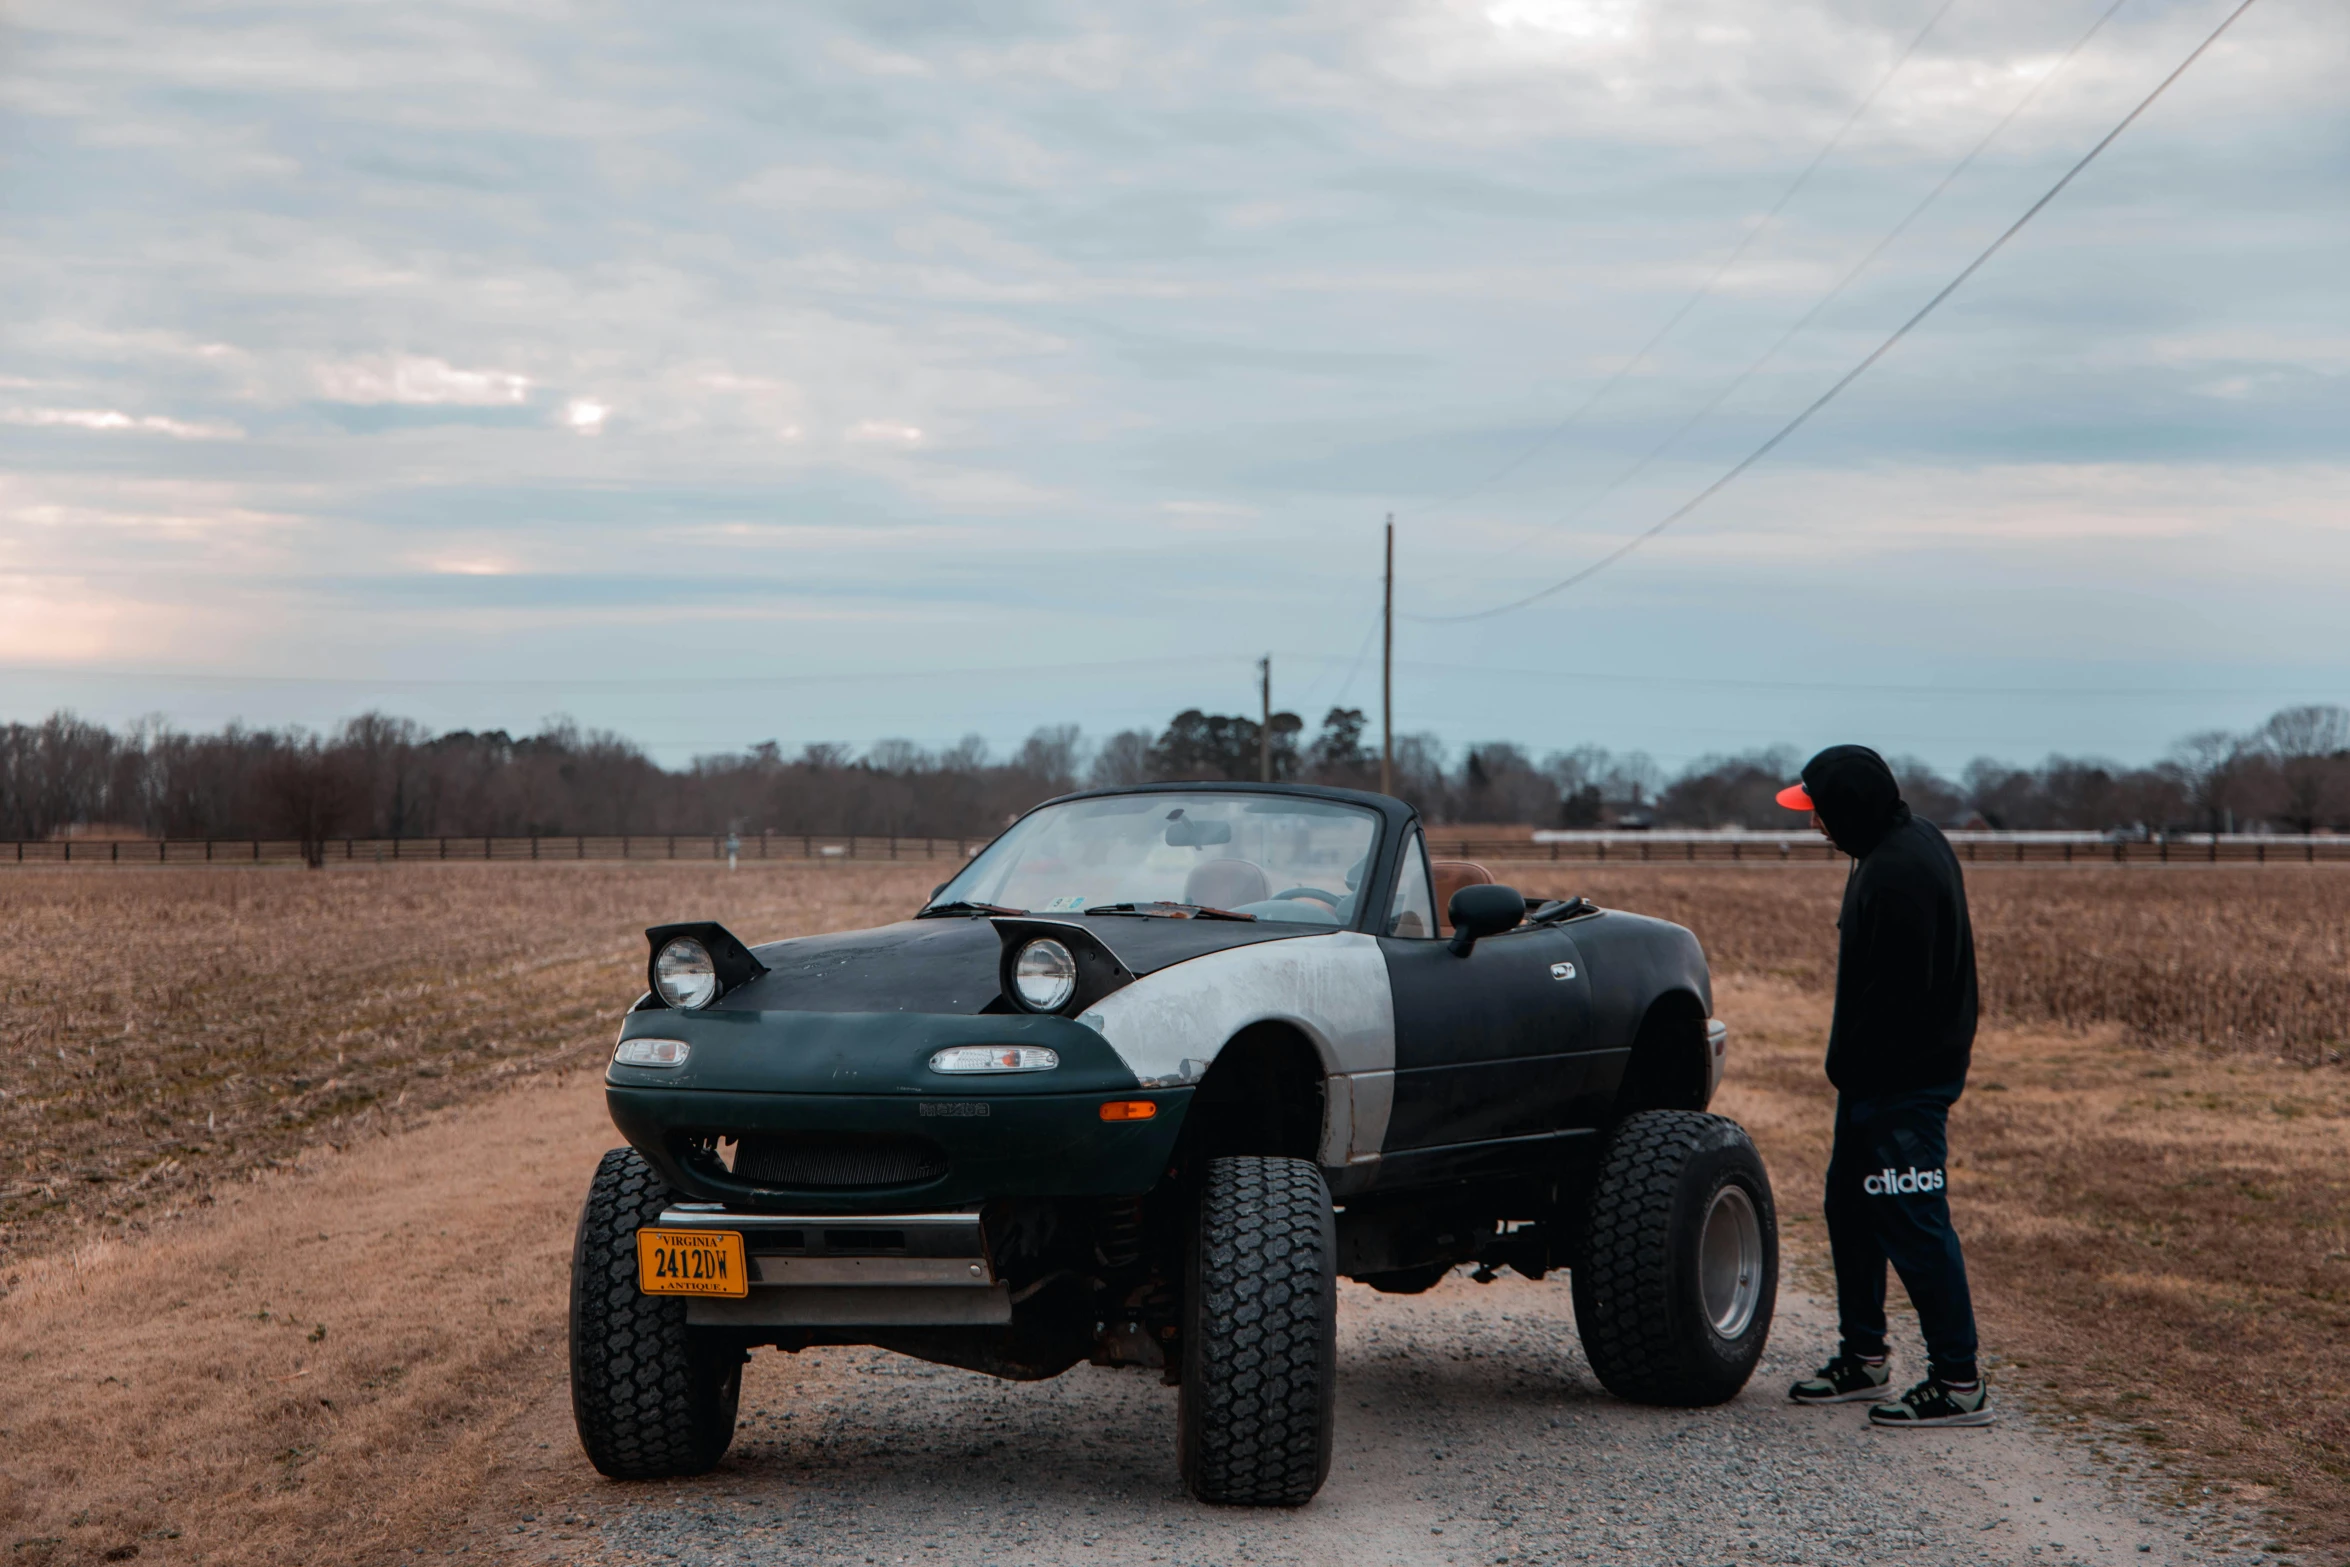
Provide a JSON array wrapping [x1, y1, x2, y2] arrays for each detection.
[[1779, 745, 1991, 1428]]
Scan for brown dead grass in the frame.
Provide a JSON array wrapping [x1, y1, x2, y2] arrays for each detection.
[[1499, 861, 2350, 1064], [0, 862, 941, 1272]]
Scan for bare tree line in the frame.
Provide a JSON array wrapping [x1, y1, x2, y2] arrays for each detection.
[[1445, 703, 2350, 835], [4, 702, 2347, 853]]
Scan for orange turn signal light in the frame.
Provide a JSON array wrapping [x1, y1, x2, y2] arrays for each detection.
[[1099, 1099, 1158, 1122]]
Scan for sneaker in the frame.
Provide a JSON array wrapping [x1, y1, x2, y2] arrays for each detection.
[[1869, 1377, 1994, 1428], [1788, 1354, 1891, 1404]]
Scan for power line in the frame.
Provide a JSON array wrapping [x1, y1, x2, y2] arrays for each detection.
[[1402, 0, 1963, 523], [1381, 518, 1395, 794], [1370, 656, 2340, 702], [1294, 602, 1384, 715], [1410, 0, 2135, 585], [1414, 0, 2264, 625]]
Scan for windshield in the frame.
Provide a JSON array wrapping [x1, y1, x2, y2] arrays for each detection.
[[926, 792, 1382, 926]]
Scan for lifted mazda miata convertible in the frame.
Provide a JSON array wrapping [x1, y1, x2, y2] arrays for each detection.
[[571, 781, 1777, 1504]]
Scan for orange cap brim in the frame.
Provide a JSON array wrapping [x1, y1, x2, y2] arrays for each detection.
[[1775, 783, 1814, 811]]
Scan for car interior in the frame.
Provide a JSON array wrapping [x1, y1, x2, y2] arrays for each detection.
[[1430, 859, 1495, 934], [1182, 857, 1271, 909], [1171, 852, 1497, 934]]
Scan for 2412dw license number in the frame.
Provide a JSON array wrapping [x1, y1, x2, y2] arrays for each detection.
[[636, 1228, 749, 1298]]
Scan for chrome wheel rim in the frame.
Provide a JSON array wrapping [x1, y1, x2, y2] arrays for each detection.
[[1698, 1184, 1763, 1339]]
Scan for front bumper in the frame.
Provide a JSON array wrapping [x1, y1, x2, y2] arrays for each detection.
[[659, 1204, 1013, 1327], [605, 1008, 1192, 1210]]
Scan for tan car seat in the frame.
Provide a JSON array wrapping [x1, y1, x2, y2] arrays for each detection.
[[1183, 857, 1271, 910], [1429, 859, 1495, 934]]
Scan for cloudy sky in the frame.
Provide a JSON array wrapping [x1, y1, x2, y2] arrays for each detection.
[[3, 0, 2343, 773]]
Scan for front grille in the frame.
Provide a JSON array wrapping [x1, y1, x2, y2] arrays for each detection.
[[731, 1132, 948, 1190]]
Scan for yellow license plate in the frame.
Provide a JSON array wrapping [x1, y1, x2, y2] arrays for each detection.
[[636, 1228, 749, 1299]]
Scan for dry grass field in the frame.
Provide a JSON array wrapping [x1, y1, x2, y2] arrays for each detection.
[[0, 862, 942, 1266], [1, 859, 2345, 1562], [1506, 861, 2350, 1063]]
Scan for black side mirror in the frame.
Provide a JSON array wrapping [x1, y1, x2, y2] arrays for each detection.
[[1447, 884, 1526, 956]]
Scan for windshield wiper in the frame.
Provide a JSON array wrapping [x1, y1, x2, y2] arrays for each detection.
[[1083, 901, 1256, 922], [915, 900, 1025, 918]]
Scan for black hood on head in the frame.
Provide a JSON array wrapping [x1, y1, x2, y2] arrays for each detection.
[[1802, 745, 1910, 856]]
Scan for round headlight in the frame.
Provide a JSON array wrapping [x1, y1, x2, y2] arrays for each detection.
[[1011, 938, 1077, 1012], [654, 936, 720, 1009]]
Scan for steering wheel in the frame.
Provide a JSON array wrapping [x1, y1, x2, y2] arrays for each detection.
[[1270, 886, 1341, 907]]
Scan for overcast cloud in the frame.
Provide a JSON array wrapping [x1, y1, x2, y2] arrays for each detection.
[[2, 0, 2344, 771]]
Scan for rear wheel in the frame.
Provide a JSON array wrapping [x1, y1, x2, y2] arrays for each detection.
[[570, 1147, 743, 1478], [1571, 1110, 1776, 1405], [1178, 1156, 1338, 1506]]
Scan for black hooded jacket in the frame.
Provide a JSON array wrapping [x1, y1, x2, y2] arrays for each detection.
[[1804, 745, 1978, 1097]]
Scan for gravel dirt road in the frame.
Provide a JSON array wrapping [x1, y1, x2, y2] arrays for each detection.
[[490, 1260, 2260, 1567]]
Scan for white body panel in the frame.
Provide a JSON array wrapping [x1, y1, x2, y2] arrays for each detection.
[[1079, 931, 1396, 1164]]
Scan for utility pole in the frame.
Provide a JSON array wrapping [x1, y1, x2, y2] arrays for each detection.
[[1380, 516, 1394, 797], [1259, 654, 1272, 782]]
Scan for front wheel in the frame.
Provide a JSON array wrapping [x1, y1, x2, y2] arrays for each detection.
[[1571, 1110, 1777, 1405], [1178, 1156, 1338, 1506], [570, 1147, 743, 1478]]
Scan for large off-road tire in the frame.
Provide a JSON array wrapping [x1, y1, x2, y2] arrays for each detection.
[[570, 1147, 743, 1479], [1571, 1110, 1776, 1406], [1178, 1156, 1338, 1506]]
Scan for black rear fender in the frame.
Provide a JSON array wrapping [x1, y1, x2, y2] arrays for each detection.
[[1614, 990, 1714, 1116]]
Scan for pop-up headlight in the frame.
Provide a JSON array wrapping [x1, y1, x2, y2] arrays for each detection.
[[653, 937, 719, 1009], [1010, 938, 1078, 1012]]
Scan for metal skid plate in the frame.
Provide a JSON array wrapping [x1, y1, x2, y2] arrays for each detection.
[[663, 1204, 1011, 1326], [687, 1284, 1012, 1327]]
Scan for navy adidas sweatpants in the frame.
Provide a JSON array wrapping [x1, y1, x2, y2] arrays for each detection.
[[1823, 1081, 1980, 1385]]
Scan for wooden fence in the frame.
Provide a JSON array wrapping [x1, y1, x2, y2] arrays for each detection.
[[1458, 831, 2350, 866], [7, 828, 2347, 869], [2, 832, 982, 867]]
